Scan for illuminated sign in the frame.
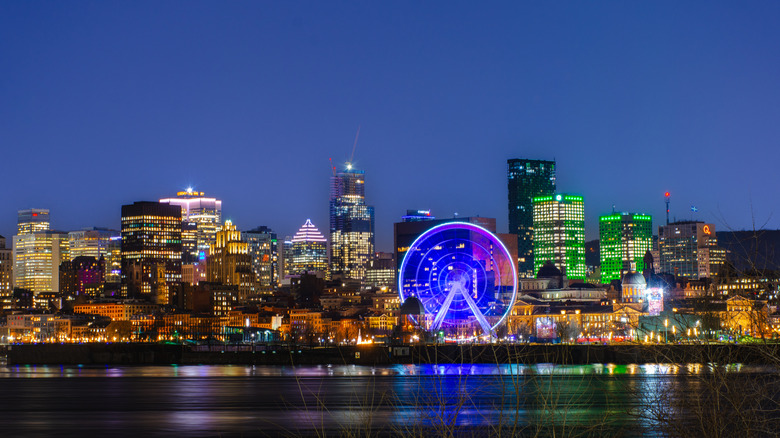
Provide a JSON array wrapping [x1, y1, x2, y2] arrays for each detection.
[[702, 225, 711, 235], [646, 287, 664, 316]]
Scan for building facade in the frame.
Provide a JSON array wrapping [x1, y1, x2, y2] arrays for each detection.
[[658, 221, 726, 279], [13, 231, 70, 293], [508, 159, 556, 278], [329, 166, 375, 282], [17, 209, 50, 235], [599, 213, 653, 283], [366, 252, 396, 289], [59, 256, 104, 297], [159, 189, 222, 263], [243, 226, 279, 291], [120, 201, 182, 304], [206, 220, 254, 302], [287, 219, 328, 277], [0, 236, 13, 309], [532, 194, 586, 280]]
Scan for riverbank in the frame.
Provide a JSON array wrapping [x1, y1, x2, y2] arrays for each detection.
[[6, 342, 780, 366]]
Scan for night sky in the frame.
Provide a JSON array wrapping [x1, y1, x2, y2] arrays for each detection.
[[2, 2, 780, 252]]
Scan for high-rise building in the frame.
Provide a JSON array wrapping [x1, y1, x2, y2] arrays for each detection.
[[532, 194, 586, 279], [206, 220, 254, 303], [160, 189, 222, 263], [67, 228, 122, 287], [0, 236, 13, 309], [68, 228, 120, 260], [366, 252, 396, 289], [508, 159, 556, 278], [17, 209, 50, 235], [181, 221, 199, 264], [105, 236, 122, 284], [282, 236, 293, 278], [12, 231, 70, 293], [243, 226, 279, 291], [120, 201, 182, 304], [329, 165, 375, 281], [599, 213, 653, 283], [658, 221, 726, 279], [288, 219, 328, 277]]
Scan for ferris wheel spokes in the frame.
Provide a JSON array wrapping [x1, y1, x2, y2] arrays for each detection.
[[429, 274, 494, 337]]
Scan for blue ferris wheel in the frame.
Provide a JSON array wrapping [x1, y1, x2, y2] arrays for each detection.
[[398, 222, 518, 339]]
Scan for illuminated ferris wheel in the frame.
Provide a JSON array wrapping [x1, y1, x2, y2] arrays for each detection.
[[398, 222, 518, 339]]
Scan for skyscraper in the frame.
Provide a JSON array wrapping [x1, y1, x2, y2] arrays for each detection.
[[532, 194, 586, 279], [599, 213, 653, 283], [658, 221, 726, 279], [508, 159, 556, 278], [288, 219, 328, 277], [243, 226, 279, 291], [120, 201, 182, 304], [12, 209, 69, 294], [68, 228, 120, 260], [17, 208, 50, 234], [13, 231, 69, 293], [329, 165, 375, 282], [160, 189, 222, 263], [206, 220, 254, 302]]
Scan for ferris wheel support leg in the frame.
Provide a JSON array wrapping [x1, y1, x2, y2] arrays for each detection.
[[461, 287, 494, 338], [431, 288, 458, 332]]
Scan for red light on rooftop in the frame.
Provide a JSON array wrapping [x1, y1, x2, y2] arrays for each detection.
[[664, 192, 670, 197]]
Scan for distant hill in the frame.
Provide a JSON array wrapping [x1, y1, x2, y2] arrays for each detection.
[[717, 230, 780, 272]]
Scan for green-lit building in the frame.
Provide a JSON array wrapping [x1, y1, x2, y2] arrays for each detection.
[[599, 213, 653, 283], [532, 194, 585, 279]]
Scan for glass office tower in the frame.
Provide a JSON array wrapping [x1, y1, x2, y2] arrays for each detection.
[[508, 159, 556, 278], [329, 166, 375, 282]]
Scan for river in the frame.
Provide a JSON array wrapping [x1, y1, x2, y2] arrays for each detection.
[[0, 362, 777, 437]]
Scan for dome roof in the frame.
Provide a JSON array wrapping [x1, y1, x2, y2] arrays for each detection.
[[536, 261, 563, 279], [400, 296, 426, 315], [622, 272, 647, 286]]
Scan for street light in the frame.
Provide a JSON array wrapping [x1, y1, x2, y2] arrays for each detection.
[[664, 319, 669, 343]]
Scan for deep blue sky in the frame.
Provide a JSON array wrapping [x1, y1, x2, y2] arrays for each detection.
[[2, 2, 780, 252]]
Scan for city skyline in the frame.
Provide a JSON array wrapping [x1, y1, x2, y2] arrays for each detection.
[[3, 2, 780, 251]]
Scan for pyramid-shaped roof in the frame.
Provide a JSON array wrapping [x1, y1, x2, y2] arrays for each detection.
[[291, 219, 327, 243]]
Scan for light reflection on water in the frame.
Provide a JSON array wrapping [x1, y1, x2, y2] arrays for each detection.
[[0, 362, 765, 378], [0, 362, 775, 437]]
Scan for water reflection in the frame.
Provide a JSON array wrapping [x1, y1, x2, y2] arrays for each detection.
[[0, 363, 776, 437]]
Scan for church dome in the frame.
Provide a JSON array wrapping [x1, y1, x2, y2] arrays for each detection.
[[622, 272, 647, 286], [400, 296, 426, 315], [536, 261, 563, 279]]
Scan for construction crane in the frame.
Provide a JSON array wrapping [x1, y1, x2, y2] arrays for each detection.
[[347, 125, 361, 170], [330, 126, 362, 175]]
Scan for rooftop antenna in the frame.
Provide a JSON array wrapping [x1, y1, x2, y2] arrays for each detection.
[[328, 158, 336, 176], [664, 192, 671, 225]]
